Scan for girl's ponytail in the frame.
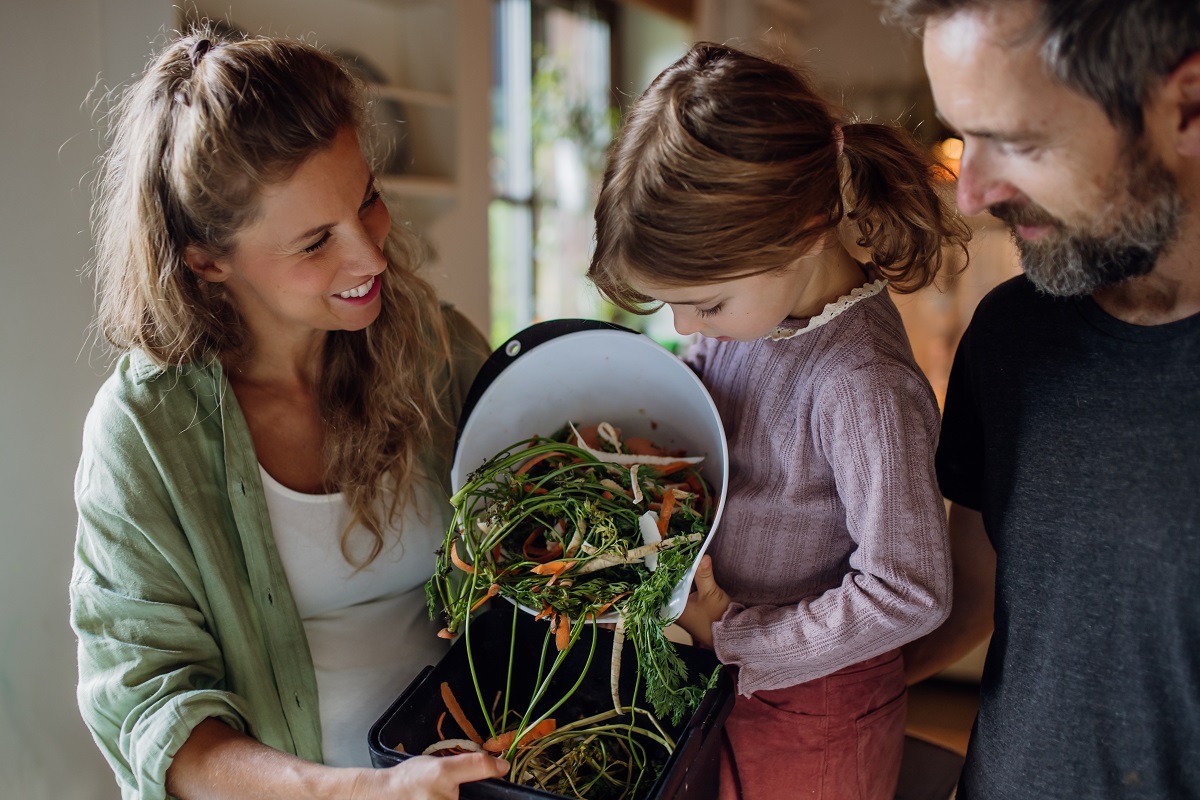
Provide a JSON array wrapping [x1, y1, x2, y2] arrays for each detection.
[[840, 122, 970, 292]]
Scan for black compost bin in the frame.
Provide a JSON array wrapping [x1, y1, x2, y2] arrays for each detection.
[[368, 604, 732, 800]]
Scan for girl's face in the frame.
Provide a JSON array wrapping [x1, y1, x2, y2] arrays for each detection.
[[632, 267, 815, 342], [190, 127, 391, 350]]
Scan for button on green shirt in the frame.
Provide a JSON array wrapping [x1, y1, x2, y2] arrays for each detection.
[[70, 308, 488, 800]]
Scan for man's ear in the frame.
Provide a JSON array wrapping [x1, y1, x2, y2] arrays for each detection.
[[1167, 51, 1200, 158], [184, 244, 230, 283]]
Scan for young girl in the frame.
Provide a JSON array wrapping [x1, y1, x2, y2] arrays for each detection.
[[588, 42, 969, 799], [71, 29, 505, 798]]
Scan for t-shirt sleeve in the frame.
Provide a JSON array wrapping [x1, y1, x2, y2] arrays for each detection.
[[936, 320, 986, 512]]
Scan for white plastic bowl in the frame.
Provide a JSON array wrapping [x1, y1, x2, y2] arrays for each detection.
[[451, 319, 729, 623]]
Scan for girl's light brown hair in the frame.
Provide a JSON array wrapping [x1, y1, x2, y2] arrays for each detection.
[[90, 26, 454, 566], [589, 42, 969, 311]]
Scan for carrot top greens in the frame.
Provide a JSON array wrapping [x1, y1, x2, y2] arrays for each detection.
[[425, 422, 720, 769]]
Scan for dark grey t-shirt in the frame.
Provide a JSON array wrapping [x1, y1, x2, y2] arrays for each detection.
[[937, 276, 1200, 799]]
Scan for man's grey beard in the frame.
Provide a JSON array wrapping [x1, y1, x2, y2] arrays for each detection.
[[988, 150, 1184, 297]]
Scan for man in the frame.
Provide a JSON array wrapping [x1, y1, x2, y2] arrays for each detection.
[[882, 1, 1200, 798]]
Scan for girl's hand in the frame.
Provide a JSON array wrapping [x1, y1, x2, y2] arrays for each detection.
[[348, 753, 509, 799], [675, 556, 730, 649]]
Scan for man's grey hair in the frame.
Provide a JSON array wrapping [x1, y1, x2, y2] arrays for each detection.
[[880, 0, 1200, 136]]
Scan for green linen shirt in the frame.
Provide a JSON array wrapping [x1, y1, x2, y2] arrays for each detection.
[[70, 307, 489, 800]]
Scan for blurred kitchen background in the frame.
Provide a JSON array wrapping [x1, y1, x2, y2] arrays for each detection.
[[0, 0, 1016, 796]]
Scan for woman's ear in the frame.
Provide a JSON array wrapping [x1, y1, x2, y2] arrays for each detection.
[[1167, 51, 1200, 158], [184, 244, 230, 283]]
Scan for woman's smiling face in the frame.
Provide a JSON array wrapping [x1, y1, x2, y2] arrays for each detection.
[[191, 126, 392, 349]]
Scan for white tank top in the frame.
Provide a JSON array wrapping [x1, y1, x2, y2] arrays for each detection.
[[259, 466, 450, 767]]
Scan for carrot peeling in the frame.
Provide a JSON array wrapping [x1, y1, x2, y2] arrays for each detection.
[[649, 460, 694, 476], [482, 718, 557, 753], [440, 681, 483, 745], [555, 613, 571, 651], [470, 584, 501, 613], [657, 490, 676, 535], [449, 537, 475, 574], [522, 529, 564, 562], [593, 592, 631, 617], [530, 560, 573, 585], [516, 451, 566, 476]]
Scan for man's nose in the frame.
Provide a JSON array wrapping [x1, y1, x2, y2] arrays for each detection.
[[955, 146, 1020, 217]]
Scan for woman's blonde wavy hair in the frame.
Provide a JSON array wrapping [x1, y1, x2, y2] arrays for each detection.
[[589, 42, 970, 310], [90, 26, 454, 567]]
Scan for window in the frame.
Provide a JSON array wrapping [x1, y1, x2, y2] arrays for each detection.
[[489, 0, 616, 343]]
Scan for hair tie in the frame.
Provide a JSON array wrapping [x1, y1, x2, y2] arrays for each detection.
[[832, 124, 845, 157], [189, 38, 213, 68]]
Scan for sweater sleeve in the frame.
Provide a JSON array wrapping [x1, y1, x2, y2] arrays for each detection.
[[71, 385, 254, 800], [711, 362, 952, 695]]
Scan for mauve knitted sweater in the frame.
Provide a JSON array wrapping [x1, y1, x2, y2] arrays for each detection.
[[688, 284, 951, 696]]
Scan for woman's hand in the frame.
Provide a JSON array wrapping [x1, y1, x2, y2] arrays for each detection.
[[675, 556, 730, 649], [347, 753, 509, 800], [167, 718, 508, 800]]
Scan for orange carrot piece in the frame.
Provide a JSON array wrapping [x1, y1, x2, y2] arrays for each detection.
[[469, 584, 501, 613], [515, 451, 566, 476], [648, 461, 693, 476], [529, 560, 572, 576], [526, 718, 557, 741], [538, 542, 564, 561], [534, 604, 554, 621], [436, 711, 447, 740], [482, 718, 558, 753], [555, 613, 571, 651], [522, 529, 564, 562], [482, 731, 515, 754], [657, 490, 676, 535], [437, 628, 455, 640], [624, 436, 667, 457], [531, 559, 573, 587], [593, 592, 631, 617], [449, 538, 475, 574], [440, 682, 483, 745]]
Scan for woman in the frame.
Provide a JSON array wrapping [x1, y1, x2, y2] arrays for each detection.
[[71, 29, 503, 799]]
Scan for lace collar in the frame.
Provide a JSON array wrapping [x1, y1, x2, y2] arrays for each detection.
[[764, 278, 889, 341]]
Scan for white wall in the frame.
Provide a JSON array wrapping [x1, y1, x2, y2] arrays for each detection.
[[0, 1, 488, 796], [0, 1, 171, 796]]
